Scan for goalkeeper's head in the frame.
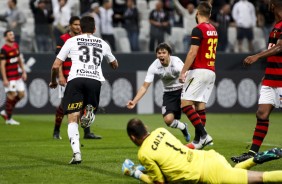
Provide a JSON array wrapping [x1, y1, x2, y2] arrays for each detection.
[[127, 118, 150, 146]]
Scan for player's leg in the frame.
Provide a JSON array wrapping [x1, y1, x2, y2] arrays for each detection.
[[62, 79, 83, 164], [248, 170, 282, 184], [83, 79, 102, 140], [235, 148, 282, 170], [53, 102, 64, 139], [67, 111, 82, 164], [201, 150, 249, 184], [3, 91, 17, 122], [53, 86, 65, 139], [2, 79, 24, 125], [194, 108, 206, 143], [162, 89, 190, 142], [231, 86, 276, 163], [181, 69, 215, 149], [163, 113, 190, 142]]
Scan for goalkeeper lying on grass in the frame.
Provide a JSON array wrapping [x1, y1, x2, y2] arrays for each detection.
[[123, 118, 282, 184]]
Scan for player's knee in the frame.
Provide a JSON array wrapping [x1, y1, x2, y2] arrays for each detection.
[[17, 92, 25, 99], [163, 117, 173, 126], [7, 92, 17, 100], [256, 110, 269, 120]]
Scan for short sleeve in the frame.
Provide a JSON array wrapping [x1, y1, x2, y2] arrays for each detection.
[[56, 39, 72, 61], [190, 27, 203, 46], [56, 37, 65, 55], [103, 41, 116, 63], [0, 49, 7, 60], [144, 63, 155, 83]]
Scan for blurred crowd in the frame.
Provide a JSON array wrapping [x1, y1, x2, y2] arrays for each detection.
[[0, 0, 274, 53]]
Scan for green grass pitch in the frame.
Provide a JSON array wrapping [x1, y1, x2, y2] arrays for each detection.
[[0, 113, 281, 183]]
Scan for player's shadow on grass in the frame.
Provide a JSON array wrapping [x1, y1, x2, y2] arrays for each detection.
[[6, 152, 122, 178]]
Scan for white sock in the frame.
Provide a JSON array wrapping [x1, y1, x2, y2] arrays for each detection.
[[68, 122, 80, 154], [169, 119, 186, 130]]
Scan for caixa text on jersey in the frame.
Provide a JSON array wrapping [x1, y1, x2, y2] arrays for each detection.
[[76, 69, 100, 76]]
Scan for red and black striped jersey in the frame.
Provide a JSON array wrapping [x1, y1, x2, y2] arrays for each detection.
[[263, 20, 282, 87], [56, 33, 72, 80], [190, 22, 218, 72], [0, 43, 21, 81]]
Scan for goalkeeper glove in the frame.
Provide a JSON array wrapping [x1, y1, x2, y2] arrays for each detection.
[[122, 159, 146, 179]]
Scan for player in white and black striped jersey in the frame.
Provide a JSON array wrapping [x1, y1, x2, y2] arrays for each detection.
[[49, 16, 118, 164]]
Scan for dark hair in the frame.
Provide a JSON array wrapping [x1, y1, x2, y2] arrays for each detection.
[[155, 43, 172, 55], [69, 16, 80, 25], [3, 30, 12, 37], [127, 118, 148, 139], [197, 1, 212, 17], [80, 16, 95, 33], [12, 0, 17, 5]]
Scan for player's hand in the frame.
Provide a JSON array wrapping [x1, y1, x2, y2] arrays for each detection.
[[122, 159, 146, 178], [22, 72, 27, 81], [58, 76, 66, 86], [243, 55, 259, 66], [179, 73, 186, 83], [127, 100, 136, 109], [49, 81, 58, 89], [3, 80, 9, 87]]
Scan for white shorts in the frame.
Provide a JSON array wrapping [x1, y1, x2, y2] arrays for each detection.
[[258, 85, 282, 108], [181, 69, 215, 103], [58, 85, 66, 99], [4, 78, 25, 93]]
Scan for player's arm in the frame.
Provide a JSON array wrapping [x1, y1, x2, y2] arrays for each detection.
[[50, 39, 71, 88], [140, 156, 166, 184], [127, 82, 151, 109], [58, 65, 66, 86], [244, 38, 282, 65], [0, 59, 8, 87], [103, 42, 119, 70], [0, 50, 9, 87], [179, 27, 201, 83], [18, 54, 27, 81], [56, 37, 66, 86], [50, 58, 63, 88]]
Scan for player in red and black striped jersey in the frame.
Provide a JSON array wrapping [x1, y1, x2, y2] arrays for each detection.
[[231, 0, 282, 163], [179, 2, 217, 150], [0, 30, 27, 125], [53, 16, 101, 140]]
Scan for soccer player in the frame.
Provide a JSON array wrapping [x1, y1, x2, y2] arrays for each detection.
[[127, 43, 190, 142], [179, 1, 217, 149], [52, 16, 101, 140], [231, 0, 282, 163], [49, 16, 118, 164], [123, 118, 282, 184], [0, 30, 27, 125]]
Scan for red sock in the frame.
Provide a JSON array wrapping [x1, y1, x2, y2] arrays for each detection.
[[197, 109, 206, 127], [182, 105, 207, 137], [5, 96, 20, 119], [250, 118, 269, 153]]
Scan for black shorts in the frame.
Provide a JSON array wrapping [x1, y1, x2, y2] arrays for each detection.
[[62, 78, 101, 115], [237, 27, 253, 41], [162, 89, 182, 119]]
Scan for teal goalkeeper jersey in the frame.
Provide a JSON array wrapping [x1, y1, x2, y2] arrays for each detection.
[[138, 128, 205, 183]]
